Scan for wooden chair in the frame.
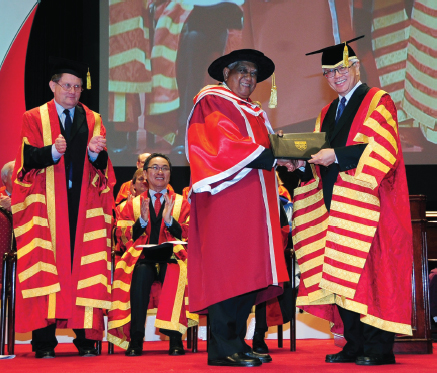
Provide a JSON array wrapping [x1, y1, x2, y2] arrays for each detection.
[[0, 207, 16, 356]]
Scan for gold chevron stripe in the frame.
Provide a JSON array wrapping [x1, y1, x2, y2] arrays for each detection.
[[77, 274, 108, 290], [22, 283, 60, 298], [323, 263, 360, 283], [325, 247, 366, 268], [299, 255, 324, 273], [17, 238, 52, 259], [11, 194, 45, 214], [112, 280, 130, 292], [326, 231, 372, 253], [18, 261, 57, 282], [83, 229, 107, 242], [14, 216, 48, 238], [330, 200, 380, 222]]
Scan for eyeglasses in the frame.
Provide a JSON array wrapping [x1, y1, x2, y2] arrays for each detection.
[[323, 62, 357, 78], [55, 81, 84, 92], [147, 165, 170, 173], [235, 67, 258, 78]]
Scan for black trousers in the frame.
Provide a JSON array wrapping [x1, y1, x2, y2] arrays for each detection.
[[31, 323, 96, 352], [130, 261, 178, 347], [338, 305, 395, 355], [207, 291, 257, 360]]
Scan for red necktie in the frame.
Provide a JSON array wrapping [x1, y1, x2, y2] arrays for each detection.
[[154, 193, 162, 216]]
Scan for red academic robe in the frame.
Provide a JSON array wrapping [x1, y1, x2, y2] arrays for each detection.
[[12, 100, 115, 339], [293, 88, 413, 336], [107, 189, 197, 349], [186, 85, 288, 313]]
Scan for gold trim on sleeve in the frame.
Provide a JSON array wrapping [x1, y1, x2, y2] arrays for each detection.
[[11, 194, 46, 214], [22, 283, 60, 298], [325, 247, 366, 268], [17, 238, 52, 259], [83, 229, 107, 242], [323, 263, 360, 283], [14, 216, 49, 238], [81, 252, 107, 265], [18, 261, 58, 282]]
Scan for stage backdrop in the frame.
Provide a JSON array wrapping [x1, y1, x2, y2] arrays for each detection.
[[100, 0, 437, 167], [0, 1, 436, 207]]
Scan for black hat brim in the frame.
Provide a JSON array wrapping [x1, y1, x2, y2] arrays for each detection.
[[208, 49, 275, 83]]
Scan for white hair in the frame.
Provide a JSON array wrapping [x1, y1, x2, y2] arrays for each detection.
[[1, 161, 15, 184]]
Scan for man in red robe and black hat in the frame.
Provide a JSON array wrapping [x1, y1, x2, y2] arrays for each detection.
[[12, 57, 115, 358], [186, 49, 293, 367], [292, 37, 413, 366]]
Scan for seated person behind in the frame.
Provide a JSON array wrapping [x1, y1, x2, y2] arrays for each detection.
[[115, 152, 150, 205], [115, 168, 147, 220], [108, 153, 195, 357], [0, 160, 15, 212]]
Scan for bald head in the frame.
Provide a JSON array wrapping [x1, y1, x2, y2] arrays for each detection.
[[137, 153, 151, 169]]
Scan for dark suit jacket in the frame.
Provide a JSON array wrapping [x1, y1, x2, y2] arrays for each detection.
[[302, 84, 370, 210]]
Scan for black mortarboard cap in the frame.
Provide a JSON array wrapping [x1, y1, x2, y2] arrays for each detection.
[[306, 35, 364, 68], [208, 49, 275, 83]]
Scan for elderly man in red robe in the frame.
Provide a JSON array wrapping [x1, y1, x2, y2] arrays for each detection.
[[12, 57, 115, 359], [108, 153, 196, 356], [0, 161, 15, 212], [115, 153, 150, 205], [292, 37, 413, 366], [186, 49, 293, 367]]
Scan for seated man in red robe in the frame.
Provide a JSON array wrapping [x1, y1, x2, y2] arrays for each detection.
[[115, 152, 150, 205], [114, 169, 147, 221], [108, 153, 196, 356], [0, 161, 14, 212]]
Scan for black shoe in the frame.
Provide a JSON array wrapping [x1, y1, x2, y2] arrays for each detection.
[[77, 346, 98, 357], [169, 336, 185, 356], [245, 349, 272, 363], [208, 352, 262, 367], [252, 331, 269, 354], [325, 350, 358, 363], [125, 344, 143, 357], [35, 349, 55, 359], [355, 354, 396, 366]]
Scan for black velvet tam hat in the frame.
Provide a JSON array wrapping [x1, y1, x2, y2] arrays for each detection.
[[306, 35, 364, 68], [49, 56, 88, 79], [208, 49, 275, 83]]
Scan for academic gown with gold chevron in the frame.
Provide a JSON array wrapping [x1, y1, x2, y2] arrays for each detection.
[[12, 100, 115, 340], [293, 85, 413, 336]]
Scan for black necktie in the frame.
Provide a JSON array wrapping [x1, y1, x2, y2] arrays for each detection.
[[63, 109, 73, 187], [64, 109, 72, 140], [335, 97, 346, 124]]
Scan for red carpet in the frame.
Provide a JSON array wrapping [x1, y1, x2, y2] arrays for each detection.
[[2, 340, 436, 372]]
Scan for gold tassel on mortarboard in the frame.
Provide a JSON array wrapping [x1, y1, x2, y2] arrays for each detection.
[[268, 72, 277, 109], [87, 68, 91, 90], [343, 42, 349, 68]]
